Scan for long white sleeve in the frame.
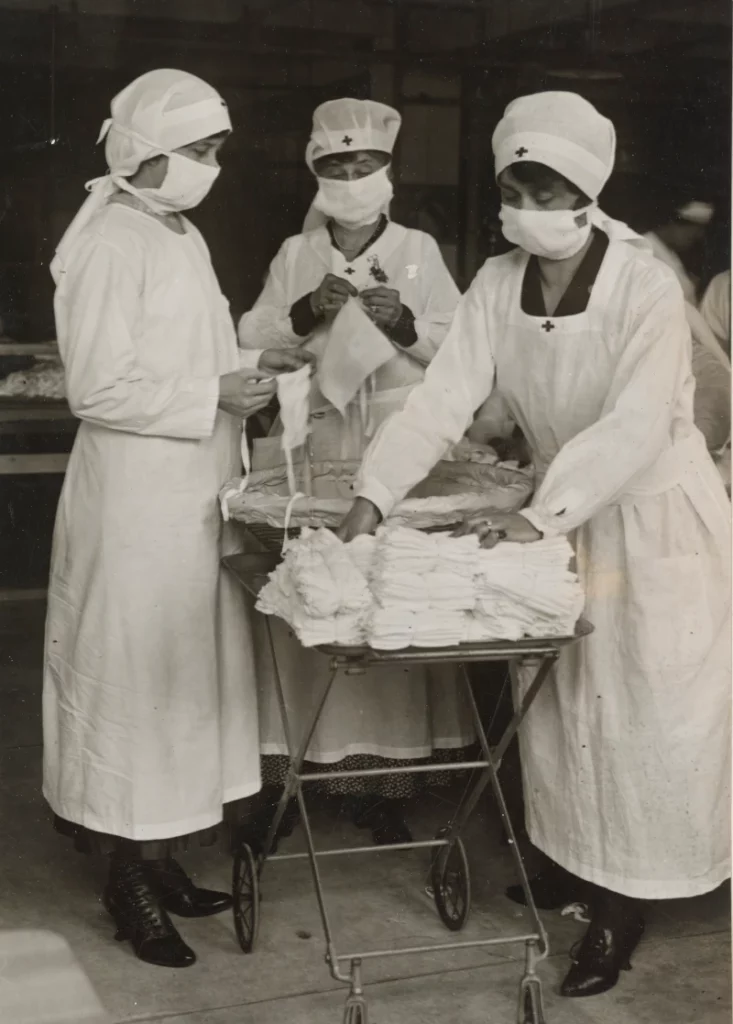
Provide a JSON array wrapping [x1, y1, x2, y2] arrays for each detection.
[[525, 273, 695, 535], [356, 268, 496, 517], [406, 235, 462, 367], [237, 242, 304, 350], [57, 238, 219, 439], [700, 271, 731, 354]]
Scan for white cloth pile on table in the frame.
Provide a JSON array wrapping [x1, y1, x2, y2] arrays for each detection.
[[465, 537, 585, 642], [256, 525, 584, 650], [368, 527, 478, 648], [256, 527, 375, 646], [0, 357, 66, 399]]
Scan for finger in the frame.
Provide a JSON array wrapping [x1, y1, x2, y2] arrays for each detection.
[[479, 533, 500, 550], [243, 381, 277, 396], [279, 351, 313, 369], [361, 286, 391, 298], [240, 367, 274, 381], [452, 519, 476, 537]]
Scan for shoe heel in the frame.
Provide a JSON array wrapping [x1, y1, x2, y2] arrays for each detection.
[[105, 900, 128, 942]]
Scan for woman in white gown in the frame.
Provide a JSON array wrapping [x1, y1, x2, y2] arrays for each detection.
[[238, 98, 474, 845], [339, 91, 730, 998], [44, 70, 310, 969]]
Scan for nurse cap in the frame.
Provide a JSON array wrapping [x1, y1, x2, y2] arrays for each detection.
[[305, 98, 401, 172], [100, 68, 232, 177], [492, 91, 616, 200], [52, 69, 231, 282]]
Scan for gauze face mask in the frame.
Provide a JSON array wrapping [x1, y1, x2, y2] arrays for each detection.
[[137, 152, 220, 212], [500, 203, 596, 260], [312, 166, 393, 229]]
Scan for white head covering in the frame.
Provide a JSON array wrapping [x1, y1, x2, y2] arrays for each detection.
[[51, 68, 231, 282], [302, 98, 400, 232], [492, 91, 616, 201], [677, 201, 714, 226], [305, 98, 401, 172]]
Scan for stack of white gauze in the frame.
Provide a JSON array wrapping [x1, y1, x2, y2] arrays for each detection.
[[256, 526, 584, 650], [464, 538, 585, 643], [256, 528, 376, 646], [367, 527, 478, 649]]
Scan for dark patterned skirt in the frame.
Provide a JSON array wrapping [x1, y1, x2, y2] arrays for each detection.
[[261, 746, 477, 800]]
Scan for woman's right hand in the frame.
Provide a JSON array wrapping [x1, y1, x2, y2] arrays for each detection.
[[310, 274, 358, 319], [218, 369, 277, 419], [336, 497, 382, 542]]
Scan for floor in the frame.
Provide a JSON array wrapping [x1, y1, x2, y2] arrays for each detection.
[[1, 598, 730, 1024]]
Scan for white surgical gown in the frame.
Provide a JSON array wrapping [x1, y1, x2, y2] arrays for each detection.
[[238, 221, 474, 765], [700, 270, 731, 355], [357, 237, 731, 899], [43, 203, 262, 841], [238, 221, 460, 464]]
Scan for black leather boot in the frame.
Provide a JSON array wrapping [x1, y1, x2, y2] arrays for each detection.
[[561, 892, 645, 998], [147, 859, 233, 918], [352, 797, 413, 846], [506, 861, 582, 910], [104, 859, 196, 968]]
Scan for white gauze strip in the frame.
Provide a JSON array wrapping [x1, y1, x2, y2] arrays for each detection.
[[277, 364, 312, 495]]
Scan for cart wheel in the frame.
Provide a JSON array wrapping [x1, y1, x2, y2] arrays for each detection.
[[232, 842, 260, 953], [343, 996, 368, 1024], [431, 828, 471, 932], [519, 978, 545, 1024]]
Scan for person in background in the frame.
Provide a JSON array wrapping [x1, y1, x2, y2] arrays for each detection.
[[644, 199, 714, 304], [338, 91, 731, 1000], [44, 69, 310, 970], [238, 98, 473, 847], [700, 269, 731, 355]]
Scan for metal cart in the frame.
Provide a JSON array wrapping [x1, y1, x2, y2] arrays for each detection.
[[224, 552, 592, 1024]]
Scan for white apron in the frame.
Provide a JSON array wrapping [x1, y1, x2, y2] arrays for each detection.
[[497, 246, 731, 899], [43, 205, 260, 841]]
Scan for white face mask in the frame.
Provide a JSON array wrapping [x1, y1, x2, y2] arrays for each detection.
[[500, 203, 596, 260], [138, 152, 220, 212], [312, 166, 393, 229]]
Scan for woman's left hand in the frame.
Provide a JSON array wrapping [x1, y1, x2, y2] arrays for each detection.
[[257, 349, 316, 375], [452, 511, 542, 549], [360, 286, 402, 327]]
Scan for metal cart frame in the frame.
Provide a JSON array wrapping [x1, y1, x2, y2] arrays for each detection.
[[224, 552, 592, 1024]]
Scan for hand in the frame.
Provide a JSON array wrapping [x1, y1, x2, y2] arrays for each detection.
[[257, 349, 315, 375], [336, 497, 382, 543], [360, 286, 402, 327], [218, 369, 276, 419], [310, 274, 358, 319], [452, 511, 542, 549]]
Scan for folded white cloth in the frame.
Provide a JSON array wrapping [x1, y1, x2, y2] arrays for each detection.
[[257, 525, 584, 650]]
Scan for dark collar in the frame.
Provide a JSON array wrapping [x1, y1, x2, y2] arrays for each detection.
[[327, 214, 389, 260], [521, 229, 610, 318]]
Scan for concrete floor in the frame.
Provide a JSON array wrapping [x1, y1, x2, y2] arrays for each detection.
[[0, 598, 730, 1024]]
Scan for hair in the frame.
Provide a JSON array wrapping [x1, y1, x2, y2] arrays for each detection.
[[313, 149, 390, 173], [507, 160, 592, 207]]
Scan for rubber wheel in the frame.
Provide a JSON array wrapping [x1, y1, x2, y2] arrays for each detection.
[[232, 842, 260, 953], [431, 828, 471, 931], [343, 997, 368, 1024]]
